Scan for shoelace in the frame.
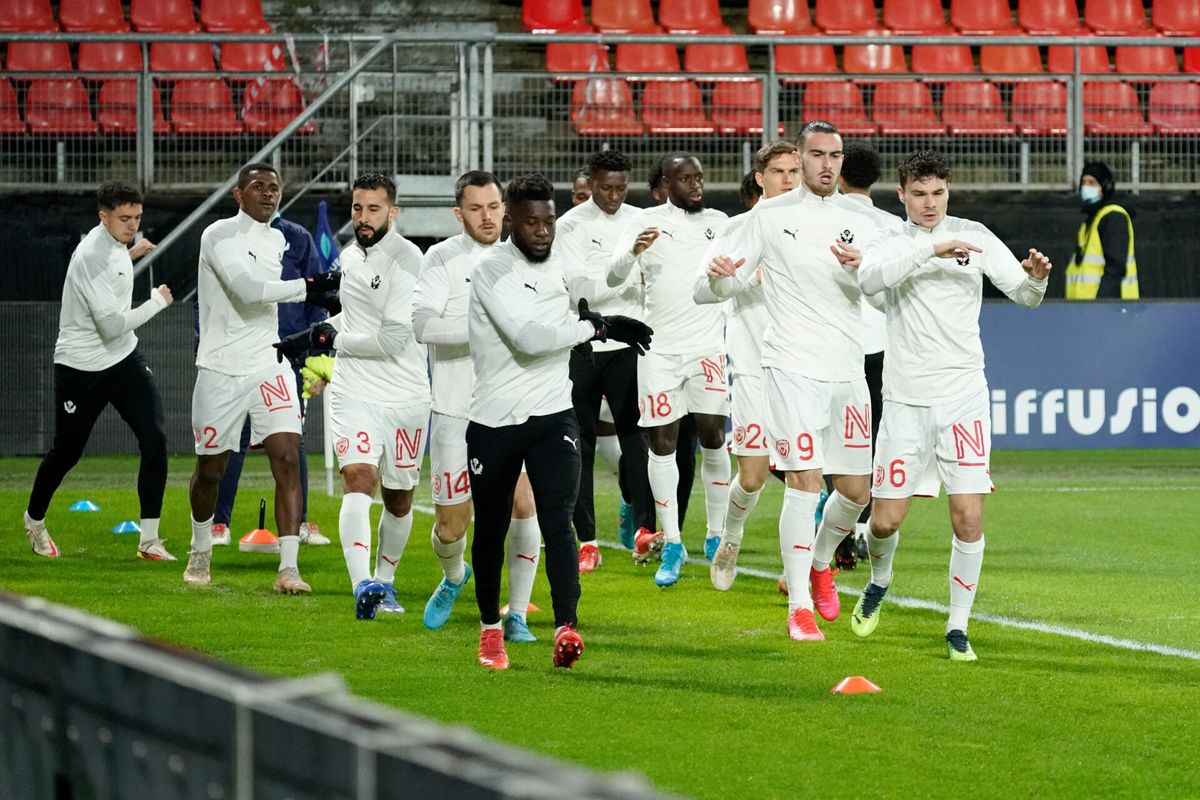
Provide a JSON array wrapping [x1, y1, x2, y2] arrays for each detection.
[[946, 630, 971, 653], [860, 583, 887, 617]]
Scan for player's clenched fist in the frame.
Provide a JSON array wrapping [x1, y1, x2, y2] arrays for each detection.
[[155, 284, 174, 306]]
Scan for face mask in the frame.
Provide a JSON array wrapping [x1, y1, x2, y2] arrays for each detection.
[[1080, 185, 1102, 203]]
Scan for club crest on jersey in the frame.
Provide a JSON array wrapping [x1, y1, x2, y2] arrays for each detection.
[[956, 253, 971, 266], [432, 474, 442, 495], [63, 400, 76, 414], [775, 438, 790, 459], [838, 229, 854, 244], [370, 275, 381, 289], [874, 465, 885, 487], [336, 437, 350, 457], [733, 425, 746, 445], [704, 228, 715, 240], [470, 457, 483, 475]]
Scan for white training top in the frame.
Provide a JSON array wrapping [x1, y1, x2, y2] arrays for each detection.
[[326, 227, 430, 409], [555, 198, 644, 352], [609, 200, 728, 356], [468, 240, 595, 428], [842, 193, 904, 356], [693, 213, 765, 380], [196, 210, 307, 376], [413, 233, 492, 419], [858, 215, 1048, 406], [708, 186, 884, 382], [54, 223, 168, 371]]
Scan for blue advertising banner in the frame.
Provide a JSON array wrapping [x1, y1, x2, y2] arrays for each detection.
[[980, 301, 1200, 449]]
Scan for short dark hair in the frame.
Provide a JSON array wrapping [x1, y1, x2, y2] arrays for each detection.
[[454, 170, 503, 206], [587, 149, 632, 176], [739, 171, 762, 205], [796, 119, 840, 149], [97, 180, 142, 211], [752, 140, 798, 174], [352, 172, 396, 204], [841, 141, 882, 190], [237, 162, 278, 189], [897, 150, 952, 188], [573, 168, 590, 183], [647, 161, 664, 191], [504, 172, 555, 206]]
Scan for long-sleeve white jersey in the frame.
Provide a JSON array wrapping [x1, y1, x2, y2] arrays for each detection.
[[707, 187, 884, 381], [54, 223, 168, 371], [412, 233, 492, 419], [858, 215, 1048, 406], [693, 214, 765, 380], [555, 199, 644, 352], [842, 193, 904, 355], [326, 227, 429, 409], [609, 200, 728, 356], [196, 210, 307, 376], [468, 240, 595, 428]]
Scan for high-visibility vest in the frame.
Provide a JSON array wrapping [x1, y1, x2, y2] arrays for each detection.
[[1065, 204, 1139, 300]]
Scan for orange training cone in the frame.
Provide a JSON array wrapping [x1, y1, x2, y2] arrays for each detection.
[[831, 676, 881, 695], [500, 602, 541, 615], [239, 498, 280, 553]]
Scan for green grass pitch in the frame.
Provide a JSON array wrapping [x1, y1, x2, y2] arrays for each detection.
[[2, 449, 1198, 799]]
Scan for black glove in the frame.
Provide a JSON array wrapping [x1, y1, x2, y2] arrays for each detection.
[[601, 314, 653, 356], [273, 322, 337, 362], [577, 298, 607, 341], [305, 271, 342, 314]]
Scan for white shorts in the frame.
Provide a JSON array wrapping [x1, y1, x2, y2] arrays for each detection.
[[330, 392, 429, 491], [637, 350, 730, 428], [764, 367, 872, 475], [192, 365, 303, 455], [872, 389, 994, 499], [598, 396, 614, 426], [730, 373, 769, 457], [429, 412, 472, 506]]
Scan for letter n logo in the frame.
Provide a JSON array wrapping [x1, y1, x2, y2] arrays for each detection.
[[259, 374, 293, 410], [395, 428, 424, 466], [844, 404, 870, 442], [952, 420, 986, 460]]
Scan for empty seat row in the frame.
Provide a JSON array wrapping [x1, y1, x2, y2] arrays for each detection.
[[0, 0, 269, 33], [2, 41, 289, 75], [569, 77, 1200, 138], [526, 0, 1200, 37], [0, 76, 312, 135], [548, 41, 1200, 78]]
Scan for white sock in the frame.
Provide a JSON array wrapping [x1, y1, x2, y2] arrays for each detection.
[[700, 445, 731, 536], [139, 517, 160, 547], [374, 509, 413, 584], [867, 524, 899, 588], [190, 515, 214, 553], [338, 492, 374, 587], [481, 620, 502, 631], [779, 488, 820, 611], [506, 516, 541, 618], [432, 528, 467, 585], [278, 535, 300, 572], [596, 434, 621, 475], [647, 450, 681, 543], [948, 534, 985, 633], [722, 474, 761, 544], [812, 491, 868, 571]]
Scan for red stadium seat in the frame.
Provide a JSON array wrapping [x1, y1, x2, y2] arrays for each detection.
[[78, 42, 143, 73], [684, 44, 749, 76], [591, 0, 659, 33], [711, 80, 778, 135], [0, 81, 26, 134], [980, 46, 1044, 75], [873, 80, 946, 135], [522, 0, 591, 33], [1115, 46, 1179, 75], [800, 80, 876, 135], [220, 41, 288, 75], [1186, 48, 1200, 72], [150, 43, 217, 74], [1148, 80, 1200, 133], [1084, 81, 1153, 135], [170, 78, 243, 134], [130, 0, 198, 31], [910, 46, 976, 75], [546, 43, 609, 78], [659, 0, 728, 33], [615, 44, 679, 75], [941, 80, 1014, 135], [1047, 46, 1112, 74], [97, 80, 170, 134], [1085, 0, 1151, 34], [59, 0, 127, 31], [1019, 0, 1085, 34], [26, 78, 96, 134], [1012, 81, 1068, 135], [882, 0, 953, 34], [6, 41, 73, 72], [1155, 0, 1200, 35], [242, 78, 316, 135], [0, 0, 57, 32], [748, 0, 814, 33], [571, 78, 644, 136], [641, 80, 715, 134], [776, 45, 839, 80], [843, 36, 908, 75], [200, 0, 271, 32], [950, 0, 1018, 34], [814, 0, 878, 33]]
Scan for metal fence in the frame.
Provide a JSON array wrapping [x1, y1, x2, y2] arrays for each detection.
[[1, 31, 1199, 196]]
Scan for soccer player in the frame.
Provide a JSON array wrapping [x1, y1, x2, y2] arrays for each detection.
[[556, 149, 652, 571], [609, 152, 730, 588], [275, 173, 428, 620], [467, 172, 651, 670], [185, 163, 340, 591], [697, 140, 800, 591], [24, 180, 173, 561], [854, 150, 1051, 661], [706, 122, 885, 640], [413, 171, 542, 643]]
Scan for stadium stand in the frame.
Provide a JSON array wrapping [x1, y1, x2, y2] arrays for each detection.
[[882, 0, 954, 34], [910, 44, 976, 75], [1185, 47, 1200, 72], [1019, 0, 1086, 34], [5, 40, 73, 72], [872, 80, 947, 136], [97, 79, 170, 134], [522, 0, 592, 33], [150, 41, 217, 73], [200, 0, 272, 32], [25, 78, 96, 134], [242, 78, 316, 135], [776, 44, 839, 81], [800, 79, 876, 135], [683, 43, 749, 76], [1047, 44, 1113, 73], [58, 0, 128, 32], [641, 79, 715, 134], [615, 43, 680, 75], [941, 80, 1015, 136], [658, 0, 730, 33], [77, 40, 142, 72], [1011, 80, 1069, 135], [1115, 45, 1180, 74], [546, 42, 610, 77], [950, 0, 1019, 34], [711, 79, 775, 135], [129, 0, 199, 31], [814, 0, 878, 33], [1148, 80, 1200, 133], [1154, 0, 1200, 35], [590, 0, 660, 32], [1083, 80, 1154, 136], [170, 78, 243, 134], [979, 45, 1045, 74], [0, 0, 57, 32], [842, 36, 908, 75], [1086, 0, 1153, 34], [0, 80, 26, 134], [571, 77, 644, 136], [748, 0, 815, 34]]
